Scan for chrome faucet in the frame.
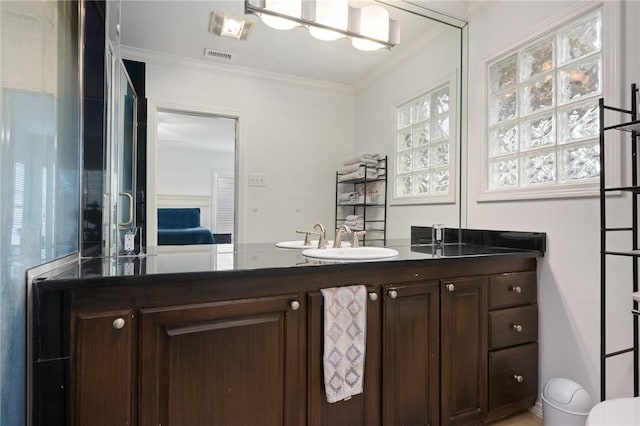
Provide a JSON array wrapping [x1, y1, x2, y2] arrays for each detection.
[[333, 224, 351, 248], [313, 223, 327, 249]]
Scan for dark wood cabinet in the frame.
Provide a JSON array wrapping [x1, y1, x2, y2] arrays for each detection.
[[486, 272, 539, 422], [138, 294, 303, 426], [488, 343, 538, 411], [72, 309, 135, 426], [441, 276, 488, 426], [382, 282, 440, 426], [306, 288, 381, 426], [68, 257, 539, 426]]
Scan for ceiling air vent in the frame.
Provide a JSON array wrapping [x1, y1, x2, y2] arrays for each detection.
[[203, 48, 235, 61]]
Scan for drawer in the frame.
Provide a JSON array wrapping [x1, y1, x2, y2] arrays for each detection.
[[489, 343, 538, 411], [489, 305, 538, 350], [489, 272, 536, 309]]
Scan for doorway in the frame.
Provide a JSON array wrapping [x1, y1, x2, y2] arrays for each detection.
[[148, 106, 238, 247]]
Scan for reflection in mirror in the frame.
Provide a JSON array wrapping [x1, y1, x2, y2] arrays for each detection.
[[155, 111, 236, 246], [117, 0, 466, 246], [118, 68, 139, 254]]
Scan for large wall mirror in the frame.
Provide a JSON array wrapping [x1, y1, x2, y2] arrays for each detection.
[[114, 0, 467, 247]]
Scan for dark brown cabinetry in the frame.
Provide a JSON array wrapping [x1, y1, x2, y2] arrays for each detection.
[[73, 309, 135, 426], [307, 289, 381, 426], [383, 282, 440, 426], [486, 271, 539, 421], [138, 294, 303, 426], [441, 276, 488, 426], [68, 258, 539, 426]]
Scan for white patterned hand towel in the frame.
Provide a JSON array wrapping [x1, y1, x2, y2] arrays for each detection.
[[321, 285, 367, 403]]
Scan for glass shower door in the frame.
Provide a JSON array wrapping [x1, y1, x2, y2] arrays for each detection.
[[118, 68, 138, 255], [103, 53, 139, 257]]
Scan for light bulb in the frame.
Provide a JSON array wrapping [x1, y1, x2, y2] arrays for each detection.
[[262, 0, 301, 30], [308, 0, 348, 41], [351, 5, 389, 51]]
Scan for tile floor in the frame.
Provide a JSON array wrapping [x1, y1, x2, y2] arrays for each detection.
[[492, 412, 543, 425]]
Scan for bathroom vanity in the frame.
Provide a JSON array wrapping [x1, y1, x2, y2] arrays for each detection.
[[31, 229, 545, 426]]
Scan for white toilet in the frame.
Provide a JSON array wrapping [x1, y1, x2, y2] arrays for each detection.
[[586, 397, 640, 425]]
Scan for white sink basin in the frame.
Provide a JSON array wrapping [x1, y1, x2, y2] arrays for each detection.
[[301, 247, 399, 260], [275, 240, 350, 249]]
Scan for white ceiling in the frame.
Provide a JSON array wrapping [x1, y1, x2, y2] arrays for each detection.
[[120, 0, 463, 86], [157, 111, 236, 153]]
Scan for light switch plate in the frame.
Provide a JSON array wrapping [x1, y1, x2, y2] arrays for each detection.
[[248, 173, 266, 187]]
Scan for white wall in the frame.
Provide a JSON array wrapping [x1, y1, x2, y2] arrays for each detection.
[[143, 60, 356, 243], [157, 145, 233, 196], [467, 0, 640, 403], [157, 145, 234, 230], [355, 27, 462, 238]]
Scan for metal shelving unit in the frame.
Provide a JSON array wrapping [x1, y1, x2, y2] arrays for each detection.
[[335, 156, 387, 246], [600, 83, 640, 401]]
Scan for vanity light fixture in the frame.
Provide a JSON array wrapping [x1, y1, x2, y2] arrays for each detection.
[[245, 0, 399, 50], [209, 11, 255, 41]]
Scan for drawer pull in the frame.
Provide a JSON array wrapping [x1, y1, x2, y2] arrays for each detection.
[[445, 284, 455, 292], [368, 292, 378, 302], [512, 324, 523, 332], [112, 318, 125, 330], [290, 300, 300, 311], [513, 375, 524, 383], [509, 285, 522, 293], [388, 290, 398, 299]]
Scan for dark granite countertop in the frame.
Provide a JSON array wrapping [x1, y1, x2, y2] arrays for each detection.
[[35, 228, 546, 289]]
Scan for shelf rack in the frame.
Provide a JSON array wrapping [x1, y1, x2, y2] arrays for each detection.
[[335, 156, 387, 246], [600, 83, 640, 401]]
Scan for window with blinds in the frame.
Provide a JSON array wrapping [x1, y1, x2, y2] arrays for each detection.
[[215, 175, 235, 237]]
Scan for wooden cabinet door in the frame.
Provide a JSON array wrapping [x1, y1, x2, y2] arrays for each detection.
[[138, 294, 302, 426], [307, 288, 381, 426], [73, 309, 135, 426], [488, 343, 538, 411], [382, 282, 440, 426], [441, 276, 489, 426]]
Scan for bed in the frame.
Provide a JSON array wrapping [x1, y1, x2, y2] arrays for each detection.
[[157, 207, 214, 245]]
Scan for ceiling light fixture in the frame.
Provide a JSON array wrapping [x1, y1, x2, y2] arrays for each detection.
[[209, 11, 255, 41], [245, 0, 399, 51]]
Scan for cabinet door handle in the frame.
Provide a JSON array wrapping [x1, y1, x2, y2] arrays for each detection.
[[509, 285, 522, 293], [290, 300, 300, 311], [368, 292, 378, 301], [513, 375, 524, 383], [388, 290, 398, 299], [445, 284, 455, 292], [512, 324, 523, 332], [112, 318, 126, 330]]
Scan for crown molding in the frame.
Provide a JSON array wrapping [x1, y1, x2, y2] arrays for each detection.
[[120, 45, 355, 94], [466, 0, 497, 21], [355, 23, 454, 93]]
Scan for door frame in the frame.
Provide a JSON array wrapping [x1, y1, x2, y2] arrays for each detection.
[[146, 99, 244, 247]]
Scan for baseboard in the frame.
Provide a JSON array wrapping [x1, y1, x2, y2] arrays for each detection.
[[530, 399, 543, 418]]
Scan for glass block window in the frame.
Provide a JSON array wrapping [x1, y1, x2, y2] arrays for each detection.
[[487, 11, 601, 191], [394, 83, 452, 200]]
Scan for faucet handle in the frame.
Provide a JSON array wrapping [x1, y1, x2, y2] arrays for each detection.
[[351, 230, 366, 248], [295, 230, 314, 246]]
